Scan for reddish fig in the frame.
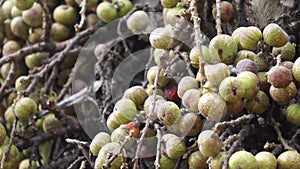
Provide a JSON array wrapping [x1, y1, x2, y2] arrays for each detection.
[[269, 82, 297, 105], [179, 112, 202, 136], [245, 90, 269, 114], [236, 59, 258, 74], [227, 99, 244, 115], [267, 65, 293, 88]]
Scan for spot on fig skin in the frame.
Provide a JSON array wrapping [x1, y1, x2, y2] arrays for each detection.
[[218, 48, 223, 59]]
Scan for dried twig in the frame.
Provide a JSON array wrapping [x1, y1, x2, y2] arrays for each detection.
[[67, 156, 85, 169], [215, 0, 222, 35], [154, 123, 162, 169], [40, 0, 52, 43], [0, 62, 16, 97], [75, 0, 87, 32], [213, 114, 255, 132], [271, 116, 294, 150]]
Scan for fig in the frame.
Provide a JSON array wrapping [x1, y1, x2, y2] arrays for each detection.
[[25, 52, 49, 69], [182, 89, 201, 112], [263, 23, 289, 47], [153, 48, 169, 66], [227, 99, 245, 115], [51, 22, 71, 42], [198, 92, 227, 121], [204, 63, 230, 87], [165, 136, 186, 158], [229, 151, 258, 169], [113, 98, 137, 124], [11, 6, 22, 17], [160, 154, 177, 169], [209, 34, 237, 64], [237, 71, 259, 99], [197, 130, 221, 157], [257, 71, 270, 92], [255, 151, 277, 169], [233, 50, 256, 66], [15, 75, 30, 92], [245, 90, 269, 114], [179, 112, 202, 136], [162, 133, 177, 143], [147, 66, 170, 88], [269, 82, 297, 105], [123, 86, 148, 110], [0, 145, 21, 169], [126, 10, 149, 34], [161, 0, 179, 8], [14, 97, 37, 120], [53, 5, 78, 26], [254, 52, 269, 71], [28, 27, 43, 44], [143, 95, 165, 120], [2, 40, 21, 56], [188, 151, 208, 169], [117, 0, 133, 17], [272, 42, 296, 61], [267, 65, 293, 88], [218, 76, 245, 102], [149, 25, 180, 50], [280, 61, 294, 70], [190, 45, 220, 67], [212, 1, 233, 22], [277, 150, 300, 169], [202, 81, 219, 94], [3, 19, 17, 40], [292, 57, 300, 82], [10, 16, 29, 40], [0, 123, 6, 146], [18, 159, 37, 169], [2, 0, 14, 18], [232, 26, 247, 50], [122, 122, 140, 138], [236, 58, 258, 74], [22, 2, 43, 27], [90, 132, 111, 156], [111, 127, 134, 148], [14, 0, 34, 10], [240, 26, 262, 51], [163, 78, 181, 103], [106, 113, 121, 131], [75, 0, 98, 9], [285, 103, 300, 126], [163, 6, 185, 26], [157, 101, 180, 126], [96, 2, 117, 23], [42, 113, 62, 133], [86, 13, 99, 27], [177, 76, 199, 98], [211, 151, 226, 169], [94, 142, 123, 169]]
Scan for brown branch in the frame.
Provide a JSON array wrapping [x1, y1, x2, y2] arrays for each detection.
[[75, 0, 87, 32], [213, 114, 255, 132], [215, 0, 222, 35], [0, 62, 16, 96], [154, 123, 162, 169], [43, 65, 59, 95], [271, 116, 294, 150], [40, 0, 52, 43]]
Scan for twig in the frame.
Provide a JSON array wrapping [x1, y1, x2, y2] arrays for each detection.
[[0, 62, 16, 97], [215, 0, 222, 35], [40, 0, 52, 43], [154, 123, 162, 169], [271, 116, 294, 150], [75, 0, 87, 32], [65, 138, 93, 167], [213, 114, 255, 132], [43, 65, 59, 95], [67, 156, 85, 169]]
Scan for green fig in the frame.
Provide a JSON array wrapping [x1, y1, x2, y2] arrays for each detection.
[[237, 71, 259, 99], [177, 76, 199, 98], [179, 112, 202, 136], [165, 136, 186, 159], [161, 0, 179, 8], [263, 23, 289, 47], [90, 132, 111, 156], [204, 63, 230, 87], [157, 101, 180, 126], [218, 76, 245, 102], [53, 5, 78, 26], [14, 0, 34, 10], [255, 151, 277, 169], [285, 103, 300, 126], [188, 151, 208, 169], [277, 150, 300, 169], [96, 2, 117, 23], [229, 151, 258, 169], [147, 66, 170, 88], [292, 57, 300, 82], [272, 42, 296, 61], [123, 86, 148, 110], [197, 130, 221, 157], [126, 10, 149, 34], [94, 142, 123, 169], [240, 26, 262, 51], [22, 2, 43, 27], [14, 97, 37, 120]]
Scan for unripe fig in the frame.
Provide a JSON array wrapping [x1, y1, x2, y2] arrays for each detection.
[[75, 0, 98, 9], [160, 154, 177, 169], [212, 1, 233, 22], [113, 98, 137, 124], [245, 90, 269, 114], [51, 22, 71, 42], [277, 150, 300, 169], [254, 52, 269, 71], [182, 89, 201, 112], [96, 2, 117, 23], [198, 92, 227, 121], [14, 0, 34, 10], [269, 82, 297, 105], [25, 52, 49, 69], [106, 113, 121, 131], [233, 50, 255, 66], [53, 5, 78, 26], [255, 151, 277, 169], [179, 112, 202, 136], [117, 0, 133, 17], [157, 101, 180, 126], [267, 65, 293, 88], [162, 133, 177, 143], [0, 123, 6, 146], [90, 132, 111, 156], [14, 97, 37, 120], [94, 142, 123, 169], [111, 127, 134, 148], [228, 151, 258, 169], [3, 19, 17, 40], [209, 34, 237, 64], [153, 48, 169, 66], [204, 63, 230, 87], [240, 26, 262, 51], [263, 23, 289, 47], [126, 10, 149, 34], [161, 0, 178, 8], [257, 71, 270, 92], [202, 81, 219, 94], [149, 25, 180, 50], [19, 159, 37, 169], [15, 75, 30, 92], [236, 58, 258, 74], [285, 103, 300, 126], [190, 45, 220, 67], [237, 71, 259, 99], [188, 151, 208, 169], [10, 16, 29, 40], [123, 86, 148, 110], [292, 57, 300, 82], [165, 136, 186, 159], [211, 151, 226, 169], [28, 27, 43, 44], [11, 6, 22, 17], [2, 40, 21, 56], [42, 113, 62, 133], [163, 6, 185, 26], [218, 76, 245, 102], [2, 0, 14, 18], [86, 13, 99, 27], [4, 106, 15, 125], [227, 99, 244, 115], [0, 145, 21, 169], [177, 76, 199, 98], [198, 130, 221, 157], [147, 66, 170, 88], [143, 95, 165, 120], [22, 3, 43, 27], [272, 42, 296, 61], [232, 27, 247, 50]]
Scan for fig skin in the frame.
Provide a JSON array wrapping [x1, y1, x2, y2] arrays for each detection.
[[96, 2, 117, 23], [179, 112, 202, 136], [90, 132, 111, 156], [269, 82, 297, 105], [277, 150, 300, 169], [188, 151, 208, 169], [232, 27, 247, 50], [272, 42, 296, 61], [53, 5, 78, 26], [42, 114, 62, 133], [182, 89, 201, 112], [165, 136, 186, 159], [263, 23, 289, 47], [10, 16, 29, 40], [2, 40, 21, 56], [126, 10, 149, 34], [177, 76, 199, 98], [228, 150, 258, 169], [157, 101, 181, 126], [218, 76, 245, 103], [254, 52, 269, 71], [123, 86, 148, 110], [240, 26, 262, 51], [160, 154, 177, 169], [111, 127, 134, 148], [147, 66, 170, 88], [245, 90, 269, 114], [94, 142, 123, 169], [0, 123, 6, 146], [163, 6, 185, 26], [51, 22, 71, 42], [236, 58, 258, 74], [14, 97, 37, 120], [22, 2, 43, 27], [285, 103, 300, 126], [15, 75, 30, 92], [257, 71, 270, 92], [161, 0, 179, 8], [143, 95, 165, 120], [14, 0, 35, 10], [149, 25, 180, 50], [212, 1, 233, 22], [204, 63, 230, 87], [267, 65, 293, 88], [255, 151, 277, 169], [227, 99, 245, 115], [237, 71, 260, 99], [113, 98, 137, 124], [25, 52, 49, 69], [211, 151, 226, 169], [234, 50, 256, 66], [280, 61, 294, 70], [292, 57, 300, 82], [190, 45, 220, 67], [198, 130, 221, 157]]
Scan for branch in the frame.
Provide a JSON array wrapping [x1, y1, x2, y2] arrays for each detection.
[[75, 0, 87, 32], [154, 123, 162, 169], [215, 0, 222, 35], [213, 114, 255, 132], [271, 116, 294, 150], [40, 0, 52, 43], [0, 62, 16, 97]]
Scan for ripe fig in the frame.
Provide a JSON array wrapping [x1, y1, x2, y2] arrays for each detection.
[[229, 151, 258, 169], [240, 26, 262, 51], [204, 63, 230, 87], [255, 151, 277, 169], [161, 0, 178, 8], [179, 112, 202, 136], [14, 0, 34, 10], [237, 71, 259, 99], [254, 52, 269, 71], [15, 75, 30, 92], [257, 71, 270, 92], [218, 76, 245, 102], [90, 132, 111, 156], [126, 10, 149, 34], [123, 86, 148, 110], [190, 45, 220, 67], [198, 130, 221, 157], [212, 1, 233, 22], [2, 40, 21, 56], [53, 5, 78, 26], [113, 98, 137, 124], [236, 58, 258, 74], [280, 61, 294, 70], [42, 113, 62, 133], [182, 89, 201, 112], [177, 76, 199, 98], [96, 2, 117, 23], [198, 92, 227, 121], [232, 26, 247, 50], [25, 52, 49, 69], [209, 34, 237, 64], [14, 97, 37, 120], [160, 154, 177, 169], [269, 82, 297, 105], [10, 16, 29, 40], [22, 2, 43, 27], [227, 99, 244, 115], [163, 78, 181, 103], [188, 151, 208, 169], [147, 66, 170, 88], [285, 103, 300, 126], [277, 150, 300, 169], [233, 50, 256, 66], [267, 65, 293, 88], [245, 90, 269, 114], [157, 101, 180, 126], [263, 23, 289, 47], [165, 136, 186, 159], [292, 57, 300, 82], [94, 142, 123, 169], [272, 42, 296, 61], [51, 22, 71, 42]]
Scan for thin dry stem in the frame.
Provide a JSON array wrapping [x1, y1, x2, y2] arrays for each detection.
[[75, 0, 87, 32], [154, 123, 162, 169], [215, 0, 222, 35], [271, 116, 294, 150], [213, 114, 255, 133]]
